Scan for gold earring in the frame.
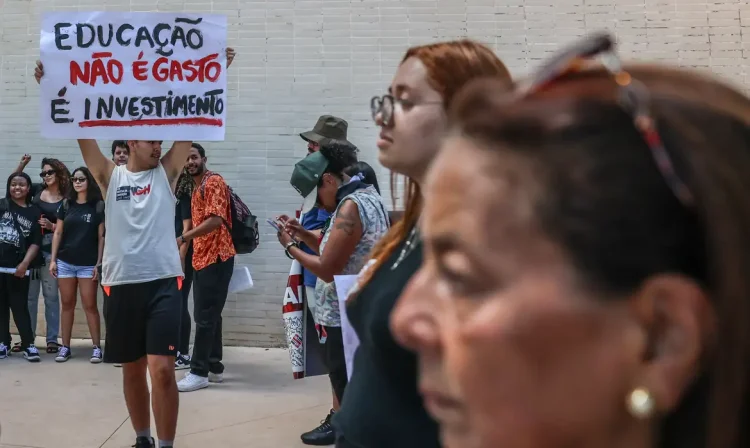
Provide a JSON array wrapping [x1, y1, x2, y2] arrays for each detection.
[[626, 387, 655, 419]]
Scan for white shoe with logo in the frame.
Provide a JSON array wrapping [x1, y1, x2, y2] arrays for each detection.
[[177, 372, 209, 392]]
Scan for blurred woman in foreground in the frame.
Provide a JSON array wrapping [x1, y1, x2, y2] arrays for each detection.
[[333, 40, 512, 448], [392, 33, 750, 448]]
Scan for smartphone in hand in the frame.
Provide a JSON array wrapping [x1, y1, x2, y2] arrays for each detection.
[[267, 218, 282, 232]]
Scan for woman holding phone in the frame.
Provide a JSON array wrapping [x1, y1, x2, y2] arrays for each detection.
[[49, 167, 105, 363]]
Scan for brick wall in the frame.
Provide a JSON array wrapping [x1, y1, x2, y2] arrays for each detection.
[[3, 0, 750, 347]]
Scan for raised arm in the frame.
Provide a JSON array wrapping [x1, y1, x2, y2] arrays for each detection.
[[78, 139, 116, 194], [161, 141, 194, 186], [15, 154, 31, 174]]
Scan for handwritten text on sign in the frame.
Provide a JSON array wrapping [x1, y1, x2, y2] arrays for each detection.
[[40, 12, 227, 141]]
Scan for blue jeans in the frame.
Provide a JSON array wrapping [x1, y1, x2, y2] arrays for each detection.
[[28, 253, 59, 344]]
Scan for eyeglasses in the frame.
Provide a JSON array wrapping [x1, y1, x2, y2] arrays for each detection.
[[370, 94, 443, 127], [72, 177, 87, 183], [518, 32, 694, 208], [40, 170, 55, 178]]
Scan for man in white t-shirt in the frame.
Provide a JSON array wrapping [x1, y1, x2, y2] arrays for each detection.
[[35, 50, 234, 448]]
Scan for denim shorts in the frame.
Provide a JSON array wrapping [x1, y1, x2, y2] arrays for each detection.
[[56, 259, 95, 279]]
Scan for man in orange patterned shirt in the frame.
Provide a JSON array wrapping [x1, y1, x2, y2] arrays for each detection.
[[174, 143, 236, 392]]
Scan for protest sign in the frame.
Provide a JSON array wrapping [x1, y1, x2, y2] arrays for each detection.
[[39, 12, 227, 141]]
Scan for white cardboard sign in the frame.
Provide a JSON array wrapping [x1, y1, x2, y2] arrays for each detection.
[[39, 12, 227, 141]]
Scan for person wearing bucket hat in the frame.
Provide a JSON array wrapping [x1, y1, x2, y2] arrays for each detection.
[[300, 115, 356, 153], [285, 115, 350, 445], [279, 142, 389, 446]]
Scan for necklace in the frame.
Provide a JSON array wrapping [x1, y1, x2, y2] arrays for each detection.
[[391, 226, 420, 270]]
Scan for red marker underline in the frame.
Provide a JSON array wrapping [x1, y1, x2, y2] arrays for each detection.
[[78, 117, 223, 128]]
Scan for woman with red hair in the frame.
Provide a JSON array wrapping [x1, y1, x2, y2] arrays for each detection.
[[329, 41, 513, 448]]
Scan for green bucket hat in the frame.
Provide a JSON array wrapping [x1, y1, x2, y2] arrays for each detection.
[[290, 151, 329, 214]]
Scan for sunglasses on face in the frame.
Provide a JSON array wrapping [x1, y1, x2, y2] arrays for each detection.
[[40, 170, 55, 178], [519, 32, 694, 208], [72, 177, 87, 184]]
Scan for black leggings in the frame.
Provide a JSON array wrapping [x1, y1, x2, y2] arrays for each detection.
[[179, 245, 194, 355], [0, 273, 34, 348]]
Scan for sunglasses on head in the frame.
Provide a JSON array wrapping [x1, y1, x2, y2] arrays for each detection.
[[519, 32, 694, 208], [40, 170, 55, 178]]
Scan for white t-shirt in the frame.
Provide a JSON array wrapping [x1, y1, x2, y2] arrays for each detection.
[[102, 163, 183, 286]]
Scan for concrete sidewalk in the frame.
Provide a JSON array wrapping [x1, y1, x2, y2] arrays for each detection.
[[0, 339, 332, 448]]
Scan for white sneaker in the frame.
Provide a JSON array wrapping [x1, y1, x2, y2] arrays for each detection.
[[208, 372, 224, 383], [177, 372, 209, 392]]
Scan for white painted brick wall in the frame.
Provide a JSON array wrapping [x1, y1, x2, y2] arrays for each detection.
[[3, 0, 750, 347]]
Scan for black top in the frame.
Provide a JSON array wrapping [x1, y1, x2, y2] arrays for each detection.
[[57, 200, 104, 267], [332, 233, 440, 448], [32, 190, 63, 254], [175, 193, 192, 237], [0, 201, 42, 269]]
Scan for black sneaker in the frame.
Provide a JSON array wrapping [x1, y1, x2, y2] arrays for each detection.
[[300, 409, 336, 446], [0, 343, 8, 359], [132, 436, 154, 448], [23, 345, 41, 362], [174, 353, 191, 370], [90, 346, 103, 364]]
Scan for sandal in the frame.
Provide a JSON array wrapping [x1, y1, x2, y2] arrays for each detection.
[[46, 342, 60, 354], [11, 341, 22, 353]]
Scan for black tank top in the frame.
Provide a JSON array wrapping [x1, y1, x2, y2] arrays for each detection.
[[332, 231, 440, 448]]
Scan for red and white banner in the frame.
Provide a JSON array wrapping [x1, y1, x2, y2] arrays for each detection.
[[282, 259, 327, 379]]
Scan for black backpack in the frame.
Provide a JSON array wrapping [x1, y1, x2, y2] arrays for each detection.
[[199, 173, 259, 255]]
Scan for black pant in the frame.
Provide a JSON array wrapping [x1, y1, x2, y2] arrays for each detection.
[[323, 326, 347, 403], [179, 245, 194, 355], [190, 256, 234, 377], [0, 273, 34, 348]]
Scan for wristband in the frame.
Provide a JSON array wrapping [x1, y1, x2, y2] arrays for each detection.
[[284, 241, 298, 259]]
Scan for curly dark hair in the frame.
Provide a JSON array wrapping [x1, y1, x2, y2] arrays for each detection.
[[68, 167, 102, 204], [319, 140, 359, 185], [174, 167, 194, 200], [41, 157, 72, 197]]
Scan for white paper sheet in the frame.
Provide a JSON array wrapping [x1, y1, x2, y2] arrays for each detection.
[[334, 274, 360, 380], [228, 265, 253, 293], [0, 267, 30, 276]]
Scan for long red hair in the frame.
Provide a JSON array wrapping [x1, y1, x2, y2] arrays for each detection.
[[356, 40, 513, 291]]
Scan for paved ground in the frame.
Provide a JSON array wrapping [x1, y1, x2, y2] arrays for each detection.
[[0, 339, 332, 448]]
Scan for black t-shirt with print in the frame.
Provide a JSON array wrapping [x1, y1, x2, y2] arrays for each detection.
[[57, 200, 104, 267], [0, 201, 42, 269]]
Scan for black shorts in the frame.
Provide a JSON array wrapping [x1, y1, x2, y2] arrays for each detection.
[[103, 277, 182, 364], [322, 326, 347, 402]]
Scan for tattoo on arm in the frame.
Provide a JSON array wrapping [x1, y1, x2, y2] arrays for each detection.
[[334, 205, 358, 236]]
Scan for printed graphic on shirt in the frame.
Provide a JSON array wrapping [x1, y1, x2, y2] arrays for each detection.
[[0, 210, 33, 248], [116, 184, 151, 201]]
